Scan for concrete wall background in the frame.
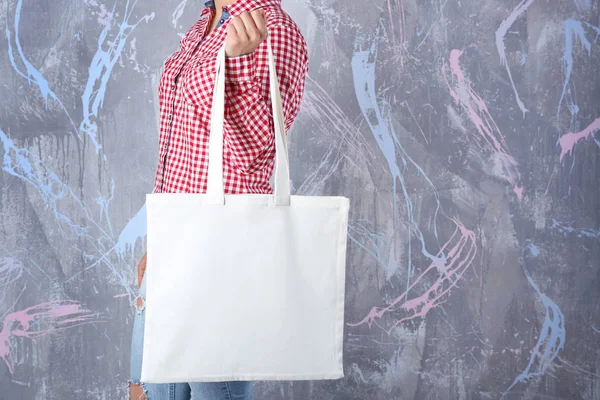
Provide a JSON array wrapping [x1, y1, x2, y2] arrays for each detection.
[[1, 0, 599, 399]]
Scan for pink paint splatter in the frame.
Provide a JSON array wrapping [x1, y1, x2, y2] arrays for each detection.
[[0, 301, 101, 373], [443, 49, 524, 200], [347, 217, 476, 335], [559, 117, 600, 161]]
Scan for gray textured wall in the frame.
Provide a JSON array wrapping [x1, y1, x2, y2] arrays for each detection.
[[1, 0, 599, 399]]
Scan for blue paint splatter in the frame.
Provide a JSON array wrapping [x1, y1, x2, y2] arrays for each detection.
[[0, 129, 88, 237], [348, 219, 390, 272], [574, 0, 591, 11], [5, 0, 78, 133], [351, 25, 444, 289], [5, 0, 154, 159], [551, 219, 600, 240], [501, 243, 566, 398], [80, 0, 155, 155], [558, 19, 600, 131], [114, 202, 147, 261], [0, 129, 141, 296]]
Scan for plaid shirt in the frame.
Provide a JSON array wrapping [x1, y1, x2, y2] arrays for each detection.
[[152, 0, 309, 194]]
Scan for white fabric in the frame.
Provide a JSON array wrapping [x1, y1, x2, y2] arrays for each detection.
[[141, 34, 350, 383]]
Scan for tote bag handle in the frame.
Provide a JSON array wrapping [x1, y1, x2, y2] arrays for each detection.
[[205, 32, 291, 206]]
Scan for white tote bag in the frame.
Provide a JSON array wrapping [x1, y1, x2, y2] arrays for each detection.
[[141, 33, 350, 383]]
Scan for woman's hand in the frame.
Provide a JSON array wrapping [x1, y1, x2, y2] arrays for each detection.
[[225, 9, 267, 57], [137, 252, 147, 287]]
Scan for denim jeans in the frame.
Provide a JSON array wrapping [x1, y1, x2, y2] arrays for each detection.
[[130, 274, 254, 400]]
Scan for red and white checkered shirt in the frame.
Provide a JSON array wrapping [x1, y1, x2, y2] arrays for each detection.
[[152, 0, 309, 194]]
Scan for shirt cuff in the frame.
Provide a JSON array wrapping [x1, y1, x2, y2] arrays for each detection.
[[225, 52, 256, 82]]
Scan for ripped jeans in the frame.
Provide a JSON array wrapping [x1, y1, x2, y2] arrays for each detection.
[[130, 274, 254, 400]]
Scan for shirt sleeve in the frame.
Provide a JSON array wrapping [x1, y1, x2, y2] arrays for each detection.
[[222, 22, 309, 175]]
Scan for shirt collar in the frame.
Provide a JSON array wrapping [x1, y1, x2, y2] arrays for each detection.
[[203, 0, 281, 17]]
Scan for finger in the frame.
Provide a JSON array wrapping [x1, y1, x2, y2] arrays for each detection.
[[259, 11, 268, 38], [226, 21, 240, 43], [248, 8, 267, 42], [230, 15, 250, 43], [251, 9, 267, 38], [238, 11, 261, 41]]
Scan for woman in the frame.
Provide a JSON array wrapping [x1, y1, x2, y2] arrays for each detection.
[[129, 0, 309, 398]]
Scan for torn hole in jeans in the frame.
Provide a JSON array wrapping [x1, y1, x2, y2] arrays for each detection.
[[134, 295, 145, 313], [128, 379, 147, 400]]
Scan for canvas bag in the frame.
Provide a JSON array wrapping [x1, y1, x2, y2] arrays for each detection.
[[141, 32, 350, 383]]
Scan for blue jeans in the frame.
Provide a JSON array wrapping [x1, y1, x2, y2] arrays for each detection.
[[130, 274, 254, 400]]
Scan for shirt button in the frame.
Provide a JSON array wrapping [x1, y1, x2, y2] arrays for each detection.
[[171, 85, 176, 91], [168, 115, 172, 120], [163, 144, 167, 149], [196, 62, 202, 67], [220, 19, 224, 23]]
